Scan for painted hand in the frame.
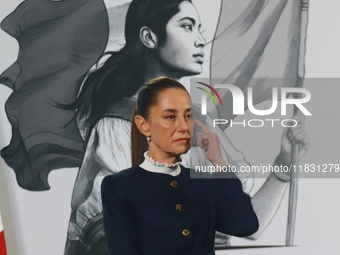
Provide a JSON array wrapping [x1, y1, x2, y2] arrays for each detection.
[[277, 112, 310, 167]]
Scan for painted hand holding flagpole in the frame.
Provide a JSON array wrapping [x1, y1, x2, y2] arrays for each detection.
[[274, 111, 310, 246], [285, 0, 310, 246], [283, 111, 310, 246]]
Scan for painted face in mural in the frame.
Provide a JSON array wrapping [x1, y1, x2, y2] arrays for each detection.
[[156, 1, 206, 77], [146, 88, 193, 160]]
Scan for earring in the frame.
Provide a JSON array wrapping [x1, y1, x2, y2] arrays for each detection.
[[147, 136, 151, 142]]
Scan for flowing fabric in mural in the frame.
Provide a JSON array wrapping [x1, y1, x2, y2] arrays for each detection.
[[0, 0, 109, 191], [210, 0, 304, 122]]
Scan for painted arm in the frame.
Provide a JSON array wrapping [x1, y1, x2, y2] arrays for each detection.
[[66, 117, 132, 253], [249, 113, 310, 239]]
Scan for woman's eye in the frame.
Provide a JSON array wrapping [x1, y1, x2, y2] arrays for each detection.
[[166, 115, 176, 120], [185, 114, 192, 119], [182, 24, 193, 32]]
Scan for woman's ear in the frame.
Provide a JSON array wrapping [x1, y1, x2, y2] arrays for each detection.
[[134, 115, 151, 137], [140, 26, 158, 49]]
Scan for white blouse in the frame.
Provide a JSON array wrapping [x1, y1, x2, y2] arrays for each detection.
[[139, 151, 182, 176]]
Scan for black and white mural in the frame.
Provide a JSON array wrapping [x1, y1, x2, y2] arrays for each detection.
[[1, 0, 340, 255]]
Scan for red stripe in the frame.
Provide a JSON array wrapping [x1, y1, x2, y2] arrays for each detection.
[[0, 230, 6, 255]]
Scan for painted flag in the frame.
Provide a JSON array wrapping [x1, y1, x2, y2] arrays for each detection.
[[210, 0, 308, 122], [0, 0, 109, 190], [208, 0, 309, 246], [0, 211, 6, 255]]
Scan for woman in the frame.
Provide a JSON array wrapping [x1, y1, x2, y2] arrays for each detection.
[[101, 77, 259, 255], [74, 0, 206, 142], [66, 0, 310, 253]]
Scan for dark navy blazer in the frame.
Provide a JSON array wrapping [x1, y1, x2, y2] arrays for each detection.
[[101, 165, 258, 255]]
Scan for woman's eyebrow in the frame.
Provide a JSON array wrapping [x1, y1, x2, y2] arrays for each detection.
[[162, 109, 178, 113], [179, 17, 196, 25], [179, 17, 202, 29], [162, 108, 192, 113]]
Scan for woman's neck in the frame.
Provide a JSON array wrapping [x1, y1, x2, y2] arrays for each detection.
[[144, 55, 182, 81]]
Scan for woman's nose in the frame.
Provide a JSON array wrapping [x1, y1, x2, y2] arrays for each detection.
[[178, 117, 190, 132], [195, 32, 206, 47]]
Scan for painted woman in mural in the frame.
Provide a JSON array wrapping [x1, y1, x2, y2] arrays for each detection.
[[65, 0, 210, 253], [63, 0, 309, 254]]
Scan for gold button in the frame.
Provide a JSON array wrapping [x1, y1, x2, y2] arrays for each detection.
[[170, 180, 178, 187], [175, 204, 182, 211], [182, 229, 190, 236]]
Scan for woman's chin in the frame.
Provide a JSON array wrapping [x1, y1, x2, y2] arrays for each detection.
[[174, 145, 190, 155], [179, 65, 202, 77], [187, 67, 202, 76]]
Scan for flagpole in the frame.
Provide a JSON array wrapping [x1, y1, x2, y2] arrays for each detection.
[[286, 0, 309, 246]]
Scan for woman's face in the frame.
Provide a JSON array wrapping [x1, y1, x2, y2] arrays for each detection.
[[147, 88, 193, 159], [157, 1, 206, 77]]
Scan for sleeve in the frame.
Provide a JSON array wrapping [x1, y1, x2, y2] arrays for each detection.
[[101, 175, 138, 255], [215, 173, 259, 237], [93, 117, 132, 174], [69, 117, 132, 239]]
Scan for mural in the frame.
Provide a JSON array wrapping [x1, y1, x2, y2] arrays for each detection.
[[0, 0, 311, 254]]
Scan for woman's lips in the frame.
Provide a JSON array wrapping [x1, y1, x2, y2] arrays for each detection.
[[174, 138, 190, 142], [193, 54, 204, 63]]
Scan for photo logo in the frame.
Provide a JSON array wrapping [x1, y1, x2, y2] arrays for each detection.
[[194, 82, 312, 128], [198, 83, 311, 116]]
